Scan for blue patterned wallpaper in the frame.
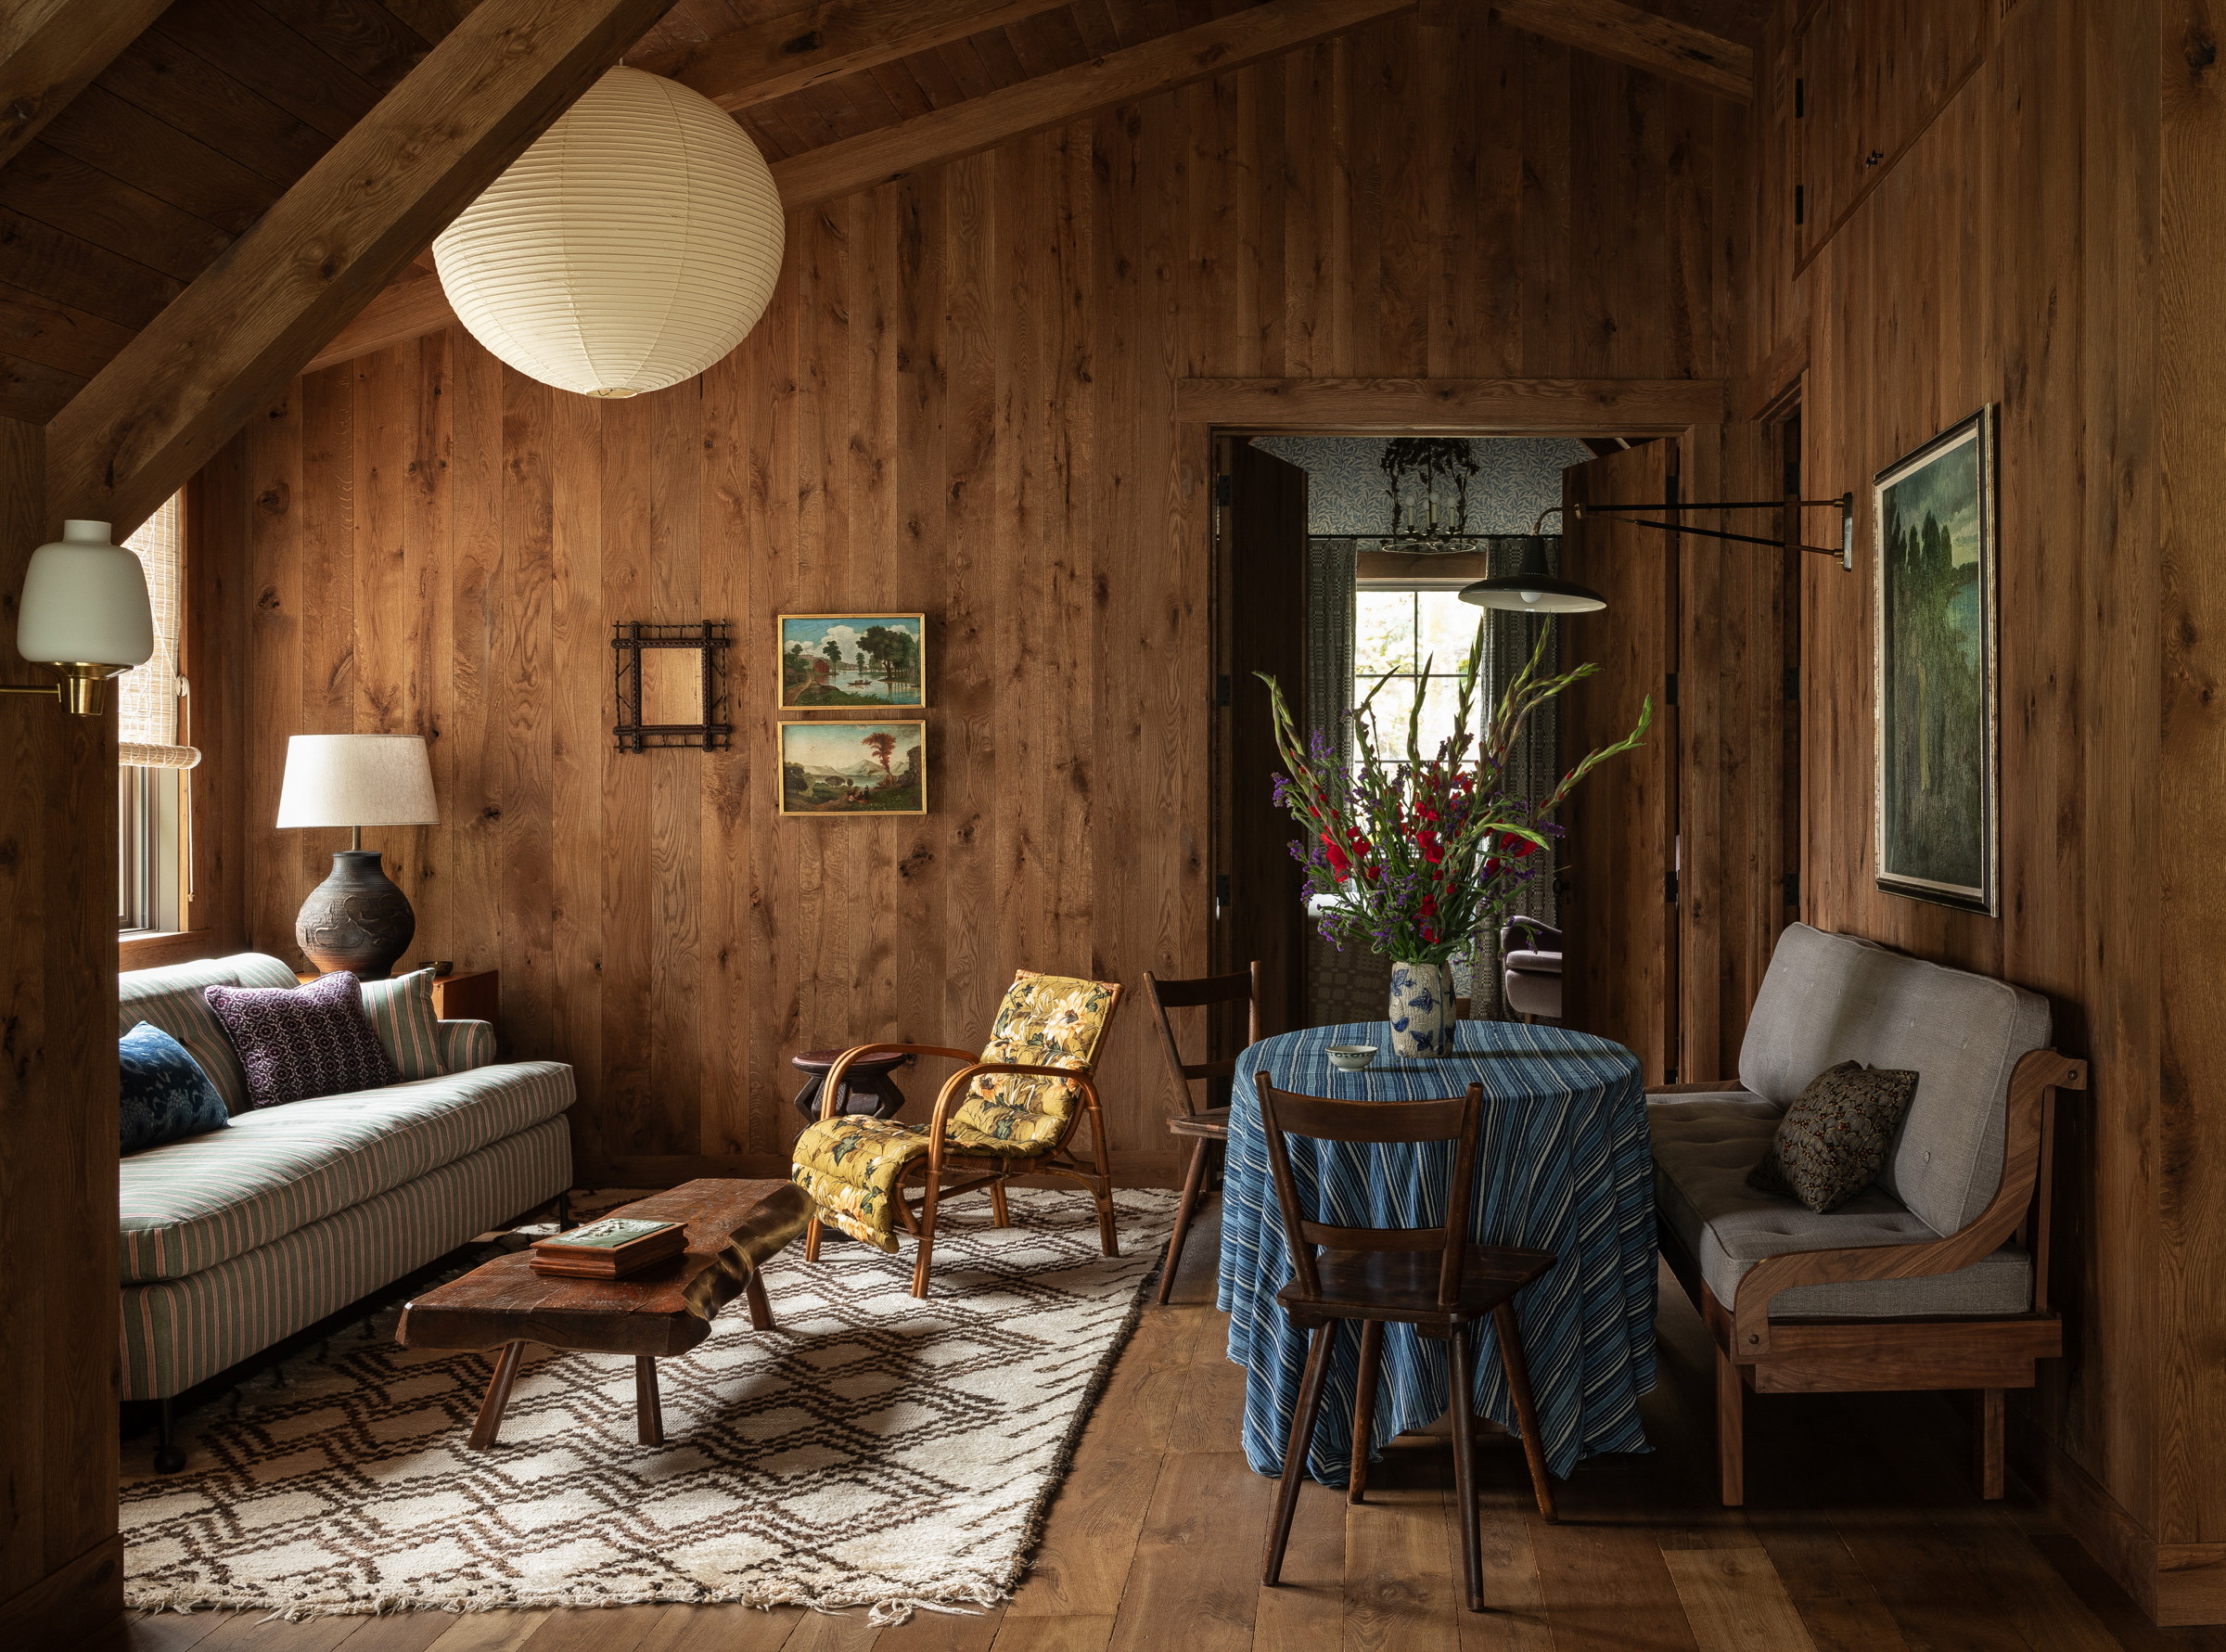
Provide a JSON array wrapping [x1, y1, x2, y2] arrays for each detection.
[[1253, 436, 1593, 536]]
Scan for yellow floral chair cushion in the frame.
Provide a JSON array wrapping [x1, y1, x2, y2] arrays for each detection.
[[790, 971, 1119, 1251]]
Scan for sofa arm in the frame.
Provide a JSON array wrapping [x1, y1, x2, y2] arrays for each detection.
[[437, 1019, 497, 1073]]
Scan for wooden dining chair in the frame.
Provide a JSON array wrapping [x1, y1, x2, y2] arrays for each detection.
[[1256, 1074, 1559, 1614], [1141, 963, 1260, 1305]]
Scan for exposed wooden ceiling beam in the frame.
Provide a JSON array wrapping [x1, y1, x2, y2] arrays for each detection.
[[773, 0, 1416, 208], [632, 0, 1075, 112], [0, 0, 173, 173], [1174, 377, 1727, 435], [1490, 0, 1752, 103], [46, 0, 678, 536], [302, 268, 461, 375]]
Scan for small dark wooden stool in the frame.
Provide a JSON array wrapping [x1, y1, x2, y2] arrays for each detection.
[[790, 1047, 913, 1121]]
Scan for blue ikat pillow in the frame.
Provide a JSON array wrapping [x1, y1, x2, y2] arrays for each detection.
[[121, 1021, 229, 1155]]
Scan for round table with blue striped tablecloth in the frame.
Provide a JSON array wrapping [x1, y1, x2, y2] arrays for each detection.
[[1219, 1018, 1655, 1486]]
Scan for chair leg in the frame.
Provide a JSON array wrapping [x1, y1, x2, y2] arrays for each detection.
[[1158, 1136, 1213, 1305], [1977, 1389, 2005, 1499], [1348, 1319, 1384, 1505], [804, 1212, 824, 1262], [989, 1182, 1011, 1227], [910, 1175, 944, 1299], [1716, 1344, 1746, 1506], [1092, 1171, 1119, 1258], [1449, 1325, 1484, 1613], [1493, 1300, 1556, 1524], [1263, 1323, 1337, 1588]]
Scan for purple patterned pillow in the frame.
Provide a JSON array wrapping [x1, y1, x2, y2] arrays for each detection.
[[204, 971, 398, 1108]]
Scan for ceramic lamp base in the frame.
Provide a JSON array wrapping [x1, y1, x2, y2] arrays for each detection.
[[1388, 959, 1455, 1057], [296, 850, 416, 980]]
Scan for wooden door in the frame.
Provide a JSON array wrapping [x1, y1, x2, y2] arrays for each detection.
[[1212, 439, 1310, 1040], [1557, 442, 1678, 1083], [1676, 421, 1799, 1084]]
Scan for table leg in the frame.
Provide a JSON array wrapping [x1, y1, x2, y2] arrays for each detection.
[[469, 1340, 526, 1450], [745, 1269, 776, 1330], [635, 1356, 664, 1446]]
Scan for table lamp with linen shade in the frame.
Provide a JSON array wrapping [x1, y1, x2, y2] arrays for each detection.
[[277, 734, 439, 980]]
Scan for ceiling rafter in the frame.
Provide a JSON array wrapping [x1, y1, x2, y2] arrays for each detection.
[[771, 0, 1418, 208], [1490, 0, 1753, 102], [630, 0, 1077, 112], [0, 0, 174, 173], [45, 0, 681, 536]]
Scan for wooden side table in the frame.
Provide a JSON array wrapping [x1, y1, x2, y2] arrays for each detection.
[[429, 968, 498, 1024], [789, 1047, 913, 1121]]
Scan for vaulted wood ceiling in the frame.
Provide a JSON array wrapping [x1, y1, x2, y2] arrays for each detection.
[[0, 0, 1762, 482]]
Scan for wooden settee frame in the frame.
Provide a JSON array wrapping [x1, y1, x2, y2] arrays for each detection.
[[1652, 1047, 2087, 1505]]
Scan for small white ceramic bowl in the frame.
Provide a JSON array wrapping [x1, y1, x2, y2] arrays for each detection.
[[1326, 1044, 1378, 1072]]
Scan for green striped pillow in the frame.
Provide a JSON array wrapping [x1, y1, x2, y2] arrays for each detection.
[[359, 969, 443, 1080]]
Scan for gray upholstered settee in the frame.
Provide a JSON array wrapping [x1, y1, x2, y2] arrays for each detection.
[[117, 953, 575, 1465], [1648, 922, 2083, 1504]]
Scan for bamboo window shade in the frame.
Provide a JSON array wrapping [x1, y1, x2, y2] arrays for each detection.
[[117, 493, 198, 770]]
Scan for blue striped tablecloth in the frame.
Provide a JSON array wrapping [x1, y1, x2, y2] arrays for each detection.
[[1219, 1018, 1655, 1485]]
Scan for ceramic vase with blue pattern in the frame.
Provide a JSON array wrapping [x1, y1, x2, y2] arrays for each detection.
[[1388, 959, 1454, 1057]]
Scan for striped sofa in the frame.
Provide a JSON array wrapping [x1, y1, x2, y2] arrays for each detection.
[[118, 953, 575, 1406]]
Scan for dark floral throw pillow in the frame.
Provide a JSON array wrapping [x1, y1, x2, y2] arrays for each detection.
[[1748, 1058, 1919, 1214], [120, 1022, 229, 1154], [204, 971, 397, 1108]]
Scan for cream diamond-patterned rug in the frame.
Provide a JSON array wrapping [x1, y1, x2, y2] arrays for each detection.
[[122, 1186, 1180, 1622]]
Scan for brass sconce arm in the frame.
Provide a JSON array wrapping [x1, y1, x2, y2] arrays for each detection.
[[0, 662, 124, 714]]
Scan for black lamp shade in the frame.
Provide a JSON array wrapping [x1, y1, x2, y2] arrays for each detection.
[[1456, 534, 1608, 614]]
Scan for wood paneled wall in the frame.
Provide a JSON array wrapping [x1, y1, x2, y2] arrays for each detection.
[[0, 417, 123, 1641], [1745, 0, 2226, 1622], [201, 7, 1746, 1185]]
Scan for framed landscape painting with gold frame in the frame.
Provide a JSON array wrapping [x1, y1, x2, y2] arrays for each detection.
[[778, 613, 926, 709], [779, 720, 927, 815], [1873, 406, 1998, 916]]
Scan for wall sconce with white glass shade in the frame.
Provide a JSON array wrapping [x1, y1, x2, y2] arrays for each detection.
[[433, 66, 786, 399], [0, 519, 154, 714], [277, 734, 440, 980]]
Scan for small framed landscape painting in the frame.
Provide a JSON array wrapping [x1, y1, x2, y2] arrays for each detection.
[[779, 719, 927, 815], [779, 613, 926, 709], [1873, 405, 1998, 916]]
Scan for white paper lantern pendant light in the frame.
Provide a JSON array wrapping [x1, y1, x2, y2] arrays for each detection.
[[435, 66, 786, 399]]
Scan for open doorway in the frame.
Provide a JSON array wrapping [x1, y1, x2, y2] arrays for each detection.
[[1209, 433, 1593, 1041]]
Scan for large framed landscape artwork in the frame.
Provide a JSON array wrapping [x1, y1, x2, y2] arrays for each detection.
[[779, 613, 926, 709], [1873, 406, 1998, 916], [779, 720, 928, 815]]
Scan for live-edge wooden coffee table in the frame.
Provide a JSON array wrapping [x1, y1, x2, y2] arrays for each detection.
[[399, 1177, 814, 1449]]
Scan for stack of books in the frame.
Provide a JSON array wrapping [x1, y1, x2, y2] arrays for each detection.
[[528, 1217, 688, 1279]]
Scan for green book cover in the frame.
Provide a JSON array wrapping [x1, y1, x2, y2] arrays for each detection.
[[545, 1218, 680, 1250]]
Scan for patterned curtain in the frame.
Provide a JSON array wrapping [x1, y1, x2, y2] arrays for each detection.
[[1468, 534, 1562, 1018], [1304, 534, 1356, 768]]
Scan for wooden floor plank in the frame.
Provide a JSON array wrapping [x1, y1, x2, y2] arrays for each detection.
[[1660, 1546, 1819, 1652], [1253, 1473, 1348, 1648], [423, 1613, 556, 1652], [635, 1603, 807, 1651], [1107, 1452, 1272, 1652], [778, 1608, 883, 1651], [986, 1615, 1116, 1652], [517, 1605, 674, 1652], [872, 1606, 1004, 1650], [1340, 1446, 1454, 1652], [117, 1609, 240, 1652]]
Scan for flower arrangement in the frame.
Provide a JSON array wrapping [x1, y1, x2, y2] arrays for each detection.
[[1261, 619, 1650, 1050]]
